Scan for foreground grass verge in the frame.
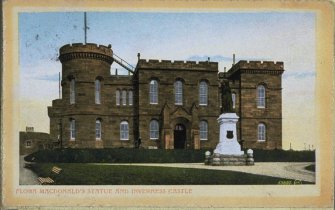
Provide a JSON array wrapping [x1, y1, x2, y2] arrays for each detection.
[[29, 163, 313, 185]]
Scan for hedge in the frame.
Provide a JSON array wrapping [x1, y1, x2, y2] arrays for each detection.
[[24, 148, 207, 163], [24, 148, 315, 163], [251, 149, 315, 162]]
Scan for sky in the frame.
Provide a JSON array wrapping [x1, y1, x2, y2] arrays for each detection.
[[18, 12, 316, 150]]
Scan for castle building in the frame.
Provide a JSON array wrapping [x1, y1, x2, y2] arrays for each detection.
[[48, 43, 284, 150], [19, 127, 53, 155]]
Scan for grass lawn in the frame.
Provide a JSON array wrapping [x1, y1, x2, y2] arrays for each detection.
[[29, 163, 313, 185]]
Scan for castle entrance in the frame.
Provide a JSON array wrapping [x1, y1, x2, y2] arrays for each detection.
[[174, 124, 186, 149]]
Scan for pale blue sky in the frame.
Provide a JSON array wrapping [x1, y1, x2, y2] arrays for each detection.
[[19, 12, 315, 70], [18, 12, 316, 150]]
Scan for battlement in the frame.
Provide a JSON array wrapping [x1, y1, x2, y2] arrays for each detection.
[[225, 60, 284, 77], [136, 59, 218, 71], [231, 60, 284, 71], [59, 43, 113, 57]]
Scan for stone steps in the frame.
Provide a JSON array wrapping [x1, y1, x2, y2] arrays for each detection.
[[205, 153, 254, 166]]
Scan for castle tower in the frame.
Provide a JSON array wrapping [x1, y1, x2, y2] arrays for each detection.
[[225, 60, 284, 149], [48, 43, 114, 148]]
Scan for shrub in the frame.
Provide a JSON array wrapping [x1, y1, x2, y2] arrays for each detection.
[[24, 148, 315, 163], [24, 148, 208, 163], [250, 149, 315, 162]]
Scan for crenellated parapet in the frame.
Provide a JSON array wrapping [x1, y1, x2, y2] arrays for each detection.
[[227, 60, 284, 76], [136, 59, 218, 71], [59, 43, 113, 64]]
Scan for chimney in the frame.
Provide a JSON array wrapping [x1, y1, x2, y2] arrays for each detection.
[[208, 57, 210, 62], [137, 53, 141, 60], [224, 67, 226, 73], [115, 68, 118, 76], [232, 54, 236, 66], [26, 126, 34, 132]]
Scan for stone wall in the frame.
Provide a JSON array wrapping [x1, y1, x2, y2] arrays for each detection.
[[135, 59, 220, 149], [19, 131, 52, 155]]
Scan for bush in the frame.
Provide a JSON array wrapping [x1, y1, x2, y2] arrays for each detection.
[[24, 148, 315, 163]]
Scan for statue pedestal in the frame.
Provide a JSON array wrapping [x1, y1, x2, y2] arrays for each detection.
[[214, 113, 244, 155], [206, 113, 254, 166]]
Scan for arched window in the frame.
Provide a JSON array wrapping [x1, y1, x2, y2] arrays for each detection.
[[70, 119, 76, 140], [199, 121, 208, 140], [149, 120, 159, 140], [174, 80, 183, 105], [149, 80, 158, 104], [95, 79, 101, 104], [257, 85, 266, 108], [26, 140, 32, 148], [122, 90, 127, 106], [258, 123, 266, 141], [199, 81, 208, 106], [70, 79, 75, 104], [116, 90, 120, 106], [232, 93, 236, 109], [128, 90, 133, 106], [120, 121, 129, 140], [96, 119, 101, 140]]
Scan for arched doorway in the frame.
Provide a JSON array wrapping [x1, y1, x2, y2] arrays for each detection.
[[174, 124, 186, 149]]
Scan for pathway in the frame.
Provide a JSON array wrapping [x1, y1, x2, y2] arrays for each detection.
[[19, 155, 39, 185], [94, 162, 315, 183]]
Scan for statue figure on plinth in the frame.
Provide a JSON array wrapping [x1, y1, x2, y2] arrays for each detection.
[[213, 77, 244, 156], [205, 76, 254, 166], [220, 79, 233, 113]]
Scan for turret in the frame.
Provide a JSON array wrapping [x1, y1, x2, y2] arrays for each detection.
[[58, 43, 113, 105]]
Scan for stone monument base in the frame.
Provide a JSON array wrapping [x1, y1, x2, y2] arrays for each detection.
[[205, 150, 255, 166]]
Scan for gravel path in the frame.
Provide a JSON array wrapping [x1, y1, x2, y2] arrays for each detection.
[[95, 162, 315, 183], [19, 155, 39, 185]]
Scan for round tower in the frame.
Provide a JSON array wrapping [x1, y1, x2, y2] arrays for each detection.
[[59, 43, 113, 105], [55, 43, 114, 148]]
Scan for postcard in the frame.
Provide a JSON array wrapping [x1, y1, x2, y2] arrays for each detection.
[[1, 0, 334, 208]]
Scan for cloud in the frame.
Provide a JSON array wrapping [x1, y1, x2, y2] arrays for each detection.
[[187, 55, 232, 62], [283, 71, 316, 79], [20, 60, 61, 100], [186, 54, 272, 62], [35, 73, 60, 81]]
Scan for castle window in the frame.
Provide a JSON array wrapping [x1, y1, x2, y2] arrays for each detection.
[[120, 121, 129, 140], [258, 123, 266, 141], [70, 79, 75, 104], [26, 140, 32, 148], [257, 85, 266, 108], [232, 93, 236, 109], [128, 90, 133, 106], [149, 80, 158, 104], [70, 119, 76, 140], [174, 80, 183, 105], [95, 79, 101, 104], [122, 90, 127, 106], [96, 119, 102, 140], [199, 121, 208, 140], [116, 90, 120, 106], [199, 81, 208, 106], [149, 120, 159, 140]]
